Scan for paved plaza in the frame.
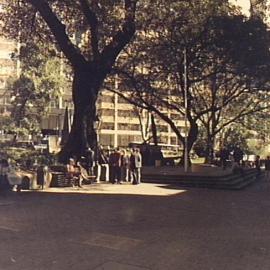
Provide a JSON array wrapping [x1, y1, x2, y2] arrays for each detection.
[[0, 179, 270, 270]]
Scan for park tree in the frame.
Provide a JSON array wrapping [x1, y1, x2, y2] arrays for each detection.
[[3, 41, 67, 141], [0, 0, 138, 161], [110, 0, 270, 164], [186, 15, 270, 162], [5, 75, 40, 141]]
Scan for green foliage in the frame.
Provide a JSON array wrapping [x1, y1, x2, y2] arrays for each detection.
[[5, 75, 42, 136], [4, 39, 69, 138], [113, 0, 270, 161], [222, 125, 251, 154], [0, 144, 56, 166], [0, 0, 135, 61]]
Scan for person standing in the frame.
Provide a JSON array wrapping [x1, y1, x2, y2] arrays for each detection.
[[37, 165, 45, 189], [120, 149, 130, 182], [130, 148, 142, 185], [255, 155, 261, 178], [85, 148, 95, 175], [0, 159, 11, 191], [233, 146, 244, 166], [108, 148, 122, 184], [265, 156, 270, 181], [220, 147, 229, 170]]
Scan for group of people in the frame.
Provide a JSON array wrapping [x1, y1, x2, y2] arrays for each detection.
[[219, 145, 270, 180], [66, 147, 143, 186], [219, 145, 244, 170], [108, 147, 142, 185]]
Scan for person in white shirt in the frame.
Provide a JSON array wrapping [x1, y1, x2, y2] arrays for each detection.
[[130, 148, 142, 184]]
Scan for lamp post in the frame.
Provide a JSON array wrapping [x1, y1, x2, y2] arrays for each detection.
[[93, 115, 101, 144], [93, 115, 101, 182], [184, 47, 188, 173]]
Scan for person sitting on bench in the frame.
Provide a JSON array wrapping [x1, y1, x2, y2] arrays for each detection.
[[77, 156, 95, 184], [66, 158, 82, 187]]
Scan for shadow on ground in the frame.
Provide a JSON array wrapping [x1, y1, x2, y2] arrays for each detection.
[[0, 180, 270, 270]]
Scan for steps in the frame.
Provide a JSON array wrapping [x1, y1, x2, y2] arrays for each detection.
[[142, 167, 259, 190]]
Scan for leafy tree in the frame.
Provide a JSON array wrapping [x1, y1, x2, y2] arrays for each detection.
[[110, 0, 270, 164], [0, 0, 138, 161], [222, 125, 251, 154], [4, 41, 67, 141], [5, 75, 39, 140]]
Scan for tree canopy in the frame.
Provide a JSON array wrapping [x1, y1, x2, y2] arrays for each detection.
[[4, 40, 66, 140], [110, 0, 270, 162], [0, 0, 138, 160], [1, 0, 269, 163]]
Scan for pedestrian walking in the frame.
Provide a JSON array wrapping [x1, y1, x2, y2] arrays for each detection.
[[130, 148, 142, 185], [265, 156, 270, 181]]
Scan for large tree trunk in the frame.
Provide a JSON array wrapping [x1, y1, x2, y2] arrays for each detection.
[[204, 134, 215, 164], [58, 69, 101, 162], [179, 121, 199, 166]]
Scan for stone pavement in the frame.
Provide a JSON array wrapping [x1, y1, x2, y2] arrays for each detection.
[[0, 178, 270, 270]]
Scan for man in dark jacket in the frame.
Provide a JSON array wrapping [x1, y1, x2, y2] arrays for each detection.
[[108, 148, 122, 184], [233, 146, 244, 166], [220, 147, 229, 170]]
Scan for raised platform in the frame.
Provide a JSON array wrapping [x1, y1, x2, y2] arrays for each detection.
[[141, 165, 259, 190]]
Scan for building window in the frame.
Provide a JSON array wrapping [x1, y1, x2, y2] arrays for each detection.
[[118, 96, 129, 104], [157, 125, 168, 132], [101, 95, 114, 103], [158, 136, 168, 144], [101, 109, 115, 116], [171, 113, 184, 121], [170, 137, 177, 145], [118, 123, 140, 131], [100, 134, 114, 147], [50, 99, 59, 108], [118, 110, 136, 118], [100, 122, 114, 130], [118, 135, 142, 147], [63, 100, 73, 109]]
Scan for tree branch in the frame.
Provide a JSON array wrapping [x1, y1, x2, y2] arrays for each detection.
[[78, 0, 99, 60], [100, 0, 137, 70], [27, 0, 87, 68]]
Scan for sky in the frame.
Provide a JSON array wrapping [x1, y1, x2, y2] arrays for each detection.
[[229, 0, 250, 15]]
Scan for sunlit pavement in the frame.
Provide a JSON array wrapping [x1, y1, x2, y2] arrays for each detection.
[[1, 179, 270, 270], [40, 182, 187, 196]]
